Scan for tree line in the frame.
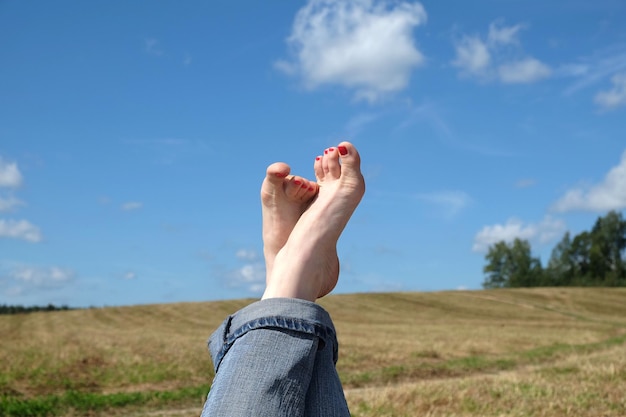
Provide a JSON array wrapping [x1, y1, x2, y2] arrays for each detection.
[[0, 304, 75, 315], [483, 210, 626, 288]]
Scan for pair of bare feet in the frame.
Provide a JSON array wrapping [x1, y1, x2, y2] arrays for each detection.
[[260, 142, 365, 302]]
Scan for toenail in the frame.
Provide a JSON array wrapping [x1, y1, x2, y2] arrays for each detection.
[[324, 149, 328, 154], [294, 180, 301, 185], [301, 183, 307, 188], [329, 147, 335, 152], [274, 173, 287, 178], [316, 156, 321, 161], [338, 146, 347, 155], [308, 186, 314, 191]]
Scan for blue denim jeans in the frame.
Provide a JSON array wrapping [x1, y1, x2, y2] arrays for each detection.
[[200, 298, 350, 416]]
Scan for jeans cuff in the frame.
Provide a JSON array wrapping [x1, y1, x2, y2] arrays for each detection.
[[208, 298, 339, 372]]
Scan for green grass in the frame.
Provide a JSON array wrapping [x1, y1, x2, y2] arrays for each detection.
[[0, 385, 210, 417]]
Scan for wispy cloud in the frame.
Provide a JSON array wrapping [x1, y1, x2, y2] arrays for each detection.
[[472, 216, 566, 253], [416, 190, 471, 218], [552, 150, 626, 212], [124, 138, 213, 165], [0, 219, 42, 242], [0, 157, 42, 242], [0, 157, 23, 188], [276, 0, 428, 102], [228, 262, 266, 294], [396, 101, 454, 138], [452, 35, 491, 77], [211, 248, 266, 294], [144, 38, 164, 56], [0, 195, 24, 212], [453, 20, 551, 84], [594, 72, 626, 110], [515, 178, 536, 189], [121, 202, 143, 211], [236, 249, 259, 261], [344, 112, 381, 138], [395, 101, 516, 158], [497, 58, 551, 84], [562, 44, 626, 96], [2, 265, 74, 297]]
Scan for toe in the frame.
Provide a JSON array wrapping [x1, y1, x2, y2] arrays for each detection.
[[314, 154, 325, 182], [285, 176, 319, 201], [287, 176, 306, 199], [336, 142, 362, 178], [325, 147, 341, 179], [265, 162, 291, 185]]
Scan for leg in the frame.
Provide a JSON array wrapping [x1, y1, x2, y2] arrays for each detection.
[[202, 142, 364, 417]]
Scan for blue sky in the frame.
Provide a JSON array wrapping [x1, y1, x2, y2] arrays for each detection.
[[1, 0, 626, 307]]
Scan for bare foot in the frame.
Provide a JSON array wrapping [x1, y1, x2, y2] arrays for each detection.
[[261, 162, 318, 281], [262, 142, 365, 302]]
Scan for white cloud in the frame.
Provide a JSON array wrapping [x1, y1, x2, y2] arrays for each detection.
[[145, 38, 164, 56], [2, 265, 74, 296], [562, 46, 626, 96], [230, 263, 266, 294], [13, 266, 73, 285], [344, 112, 381, 138], [452, 36, 490, 76], [487, 21, 523, 46], [124, 272, 137, 280], [453, 21, 551, 84], [236, 249, 259, 261], [594, 72, 626, 110], [0, 219, 42, 242], [472, 216, 566, 253], [552, 150, 626, 212], [416, 190, 471, 217], [557, 63, 589, 78], [498, 58, 552, 84], [0, 196, 24, 212], [277, 0, 427, 102], [515, 178, 536, 188], [0, 158, 23, 188], [121, 202, 143, 211]]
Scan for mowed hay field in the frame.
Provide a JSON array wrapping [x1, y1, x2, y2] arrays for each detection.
[[1, 288, 626, 417]]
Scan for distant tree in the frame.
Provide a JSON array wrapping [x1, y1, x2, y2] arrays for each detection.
[[483, 238, 543, 288], [589, 210, 626, 285], [483, 241, 509, 289], [482, 211, 626, 289], [546, 232, 575, 286], [0, 304, 75, 315], [568, 231, 593, 284]]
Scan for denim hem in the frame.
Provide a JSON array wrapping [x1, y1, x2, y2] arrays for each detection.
[[209, 298, 339, 373]]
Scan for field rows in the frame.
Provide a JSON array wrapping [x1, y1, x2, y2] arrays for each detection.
[[1, 288, 625, 416]]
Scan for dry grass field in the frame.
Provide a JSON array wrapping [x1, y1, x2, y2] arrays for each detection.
[[1, 288, 625, 416]]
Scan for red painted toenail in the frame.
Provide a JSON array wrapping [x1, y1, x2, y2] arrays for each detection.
[[274, 173, 287, 178], [338, 146, 348, 155], [294, 180, 301, 185], [316, 156, 321, 161], [329, 147, 335, 152], [301, 183, 307, 188], [324, 149, 328, 154], [308, 186, 315, 191]]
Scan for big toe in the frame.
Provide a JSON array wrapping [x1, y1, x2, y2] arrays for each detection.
[[337, 142, 363, 179], [262, 162, 291, 201], [265, 162, 291, 183]]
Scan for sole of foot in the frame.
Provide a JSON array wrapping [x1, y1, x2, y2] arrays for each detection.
[[262, 142, 365, 302]]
